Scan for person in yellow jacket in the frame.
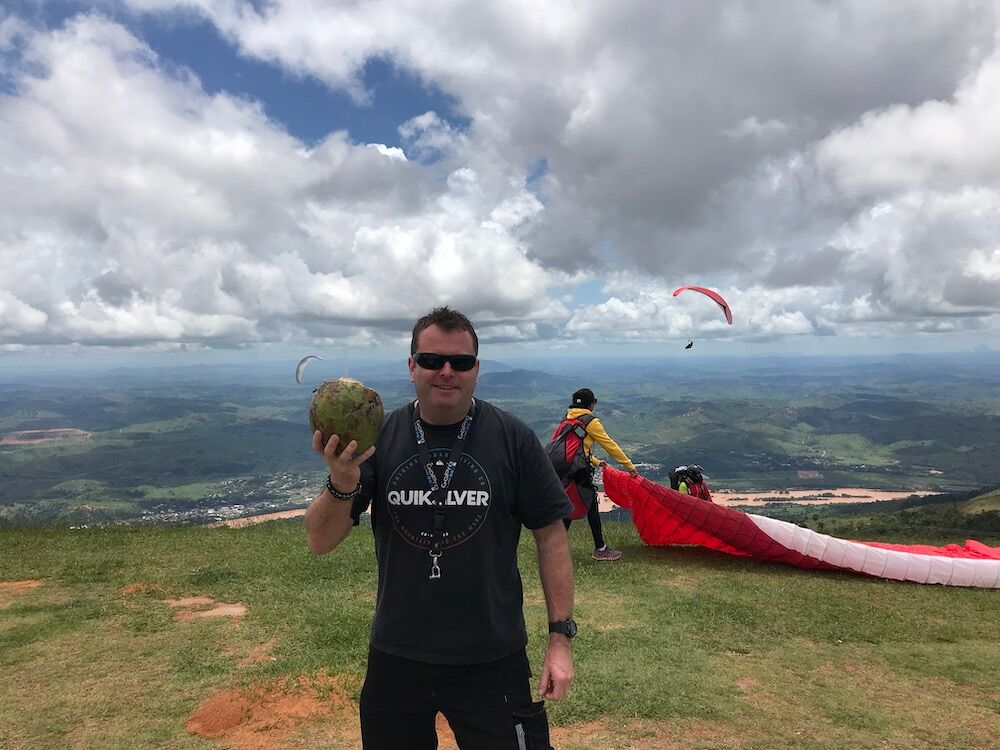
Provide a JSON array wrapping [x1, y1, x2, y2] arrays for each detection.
[[564, 388, 638, 561]]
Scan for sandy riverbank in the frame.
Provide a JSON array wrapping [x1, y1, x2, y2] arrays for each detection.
[[215, 486, 933, 527], [708, 487, 935, 508], [591, 487, 932, 512]]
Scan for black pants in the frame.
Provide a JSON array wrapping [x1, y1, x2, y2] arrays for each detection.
[[563, 475, 606, 549], [360, 647, 552, 749]]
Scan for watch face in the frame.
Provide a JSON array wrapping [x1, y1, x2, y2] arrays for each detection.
[[551, 618, 577, 637]]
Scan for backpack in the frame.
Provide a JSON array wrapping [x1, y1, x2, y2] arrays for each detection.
[[669, 464, 713, 502], [671, 464, 706, 488], [668, 465, 687, 490], [546, 414, 595, 483]]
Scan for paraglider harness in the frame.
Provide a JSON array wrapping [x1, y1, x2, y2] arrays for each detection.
[[669, 464, 714, 502], [545, 413, 596, 520]]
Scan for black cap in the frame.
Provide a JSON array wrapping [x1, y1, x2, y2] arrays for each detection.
[[571, 388, 596, 407]]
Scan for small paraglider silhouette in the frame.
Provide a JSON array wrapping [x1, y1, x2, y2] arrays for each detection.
[[685, 340, 694, 349], [295, 355, 323, 384]]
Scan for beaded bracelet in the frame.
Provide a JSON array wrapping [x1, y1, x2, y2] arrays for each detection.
[[326, 474, 362, 500]]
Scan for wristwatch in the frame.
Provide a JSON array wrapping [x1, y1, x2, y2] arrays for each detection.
[[548, 618, 577, 638]]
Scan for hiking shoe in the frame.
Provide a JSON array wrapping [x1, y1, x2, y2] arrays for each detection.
[[592, 546, 622, 561]]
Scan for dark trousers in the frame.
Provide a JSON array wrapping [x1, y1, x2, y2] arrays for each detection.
[[563, 475, 606, 549], [360, 647, 552, 749]]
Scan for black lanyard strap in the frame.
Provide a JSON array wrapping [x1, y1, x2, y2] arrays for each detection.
[[413, 400, 476, 548]]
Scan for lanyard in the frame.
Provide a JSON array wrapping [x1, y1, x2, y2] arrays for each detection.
[[412, 399, 476, 580]]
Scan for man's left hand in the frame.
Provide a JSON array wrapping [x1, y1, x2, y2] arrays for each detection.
[[538, 639, 574, 701]]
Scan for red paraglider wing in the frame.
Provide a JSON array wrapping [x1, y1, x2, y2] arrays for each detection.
[[672, 286, 733, 324], [601, 468, 1000, 588]]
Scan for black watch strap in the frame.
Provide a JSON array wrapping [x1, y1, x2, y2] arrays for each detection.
[[548, 618, 577, 638]]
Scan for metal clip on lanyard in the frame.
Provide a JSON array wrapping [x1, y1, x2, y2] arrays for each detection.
[[413, 400, 476, 581]]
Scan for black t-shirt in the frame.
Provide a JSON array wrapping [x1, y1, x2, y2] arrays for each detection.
[[350, 398, 571, 664]]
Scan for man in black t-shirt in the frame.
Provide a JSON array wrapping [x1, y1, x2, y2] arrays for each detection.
[[305, 307, 575, 749]]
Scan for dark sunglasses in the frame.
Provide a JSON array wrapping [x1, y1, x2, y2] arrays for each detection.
[[413, 352, 478, 372]]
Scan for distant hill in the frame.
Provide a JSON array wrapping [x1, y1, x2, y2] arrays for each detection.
[[959, 487, 1000, 514], [763, 485, 1000, 543], [3, 353, 998, 526], [477, 368, 576, 394]]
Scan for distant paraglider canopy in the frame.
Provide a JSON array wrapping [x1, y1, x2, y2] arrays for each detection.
[[673, 286, 733, 325], [295, 355, 323, 384], [685, 340, 694, 349]]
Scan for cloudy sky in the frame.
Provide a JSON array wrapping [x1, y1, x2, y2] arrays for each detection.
[[1, 0, 998, 365]]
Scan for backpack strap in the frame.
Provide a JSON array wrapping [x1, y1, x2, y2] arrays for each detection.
[[575, 413, 595, 458]]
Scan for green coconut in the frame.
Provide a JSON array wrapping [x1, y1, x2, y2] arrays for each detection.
[[309, 378, 384, 455]]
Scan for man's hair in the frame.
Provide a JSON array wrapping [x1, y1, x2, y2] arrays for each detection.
[[410, 306, 479, 355]]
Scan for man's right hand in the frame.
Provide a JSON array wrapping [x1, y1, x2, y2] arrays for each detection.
[[306, 431, 374, 555], [312, 430, 376, 494]]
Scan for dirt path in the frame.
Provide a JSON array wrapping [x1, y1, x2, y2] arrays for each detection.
[[0, 579, 42, 608], [211, 509, 309, 527]]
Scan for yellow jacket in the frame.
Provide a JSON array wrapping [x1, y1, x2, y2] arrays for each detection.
[[565, 407, 636, 473]]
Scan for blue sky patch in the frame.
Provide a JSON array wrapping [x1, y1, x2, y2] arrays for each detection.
[[3, 0, 469, 146]]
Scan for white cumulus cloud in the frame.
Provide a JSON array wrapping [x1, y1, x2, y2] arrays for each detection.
[[1, 2, 998, 355]]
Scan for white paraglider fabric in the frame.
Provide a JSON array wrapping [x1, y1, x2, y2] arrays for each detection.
[[750, 514, 1000, 588], [602, 467, 1000, 589]]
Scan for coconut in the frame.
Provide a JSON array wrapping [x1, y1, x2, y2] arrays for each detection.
[[309, 378, 384, 455]]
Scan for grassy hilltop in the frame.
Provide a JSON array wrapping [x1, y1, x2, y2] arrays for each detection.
[[2, 516, 998, 750]]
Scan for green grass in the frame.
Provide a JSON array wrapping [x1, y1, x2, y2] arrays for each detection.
[[959, 488, 1000, 514], [1, 520, 998, 749], [130, 481, 229, 502], [117, 415, 210, 434]]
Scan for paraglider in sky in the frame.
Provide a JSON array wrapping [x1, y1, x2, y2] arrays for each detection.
[[295, 355, 323, 384], [673, 286, 733, 325], [685, 340, 694, 349], [602, 468, 1000, 589]]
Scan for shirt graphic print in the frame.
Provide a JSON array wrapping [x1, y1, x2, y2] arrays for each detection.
[[386, 448, 492, 550]]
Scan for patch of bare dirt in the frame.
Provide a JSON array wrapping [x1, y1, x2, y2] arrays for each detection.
[[166, 595, 217, 608], [0, 428, 92, 445], [210, 509, 307, 528], [221, 637, 281, 669], [0, 579, 42, 608], [185, 684, 751, 750], [186, 675, 356, 750], [178, 604, 248, 622], [165, 595, 248, 622]]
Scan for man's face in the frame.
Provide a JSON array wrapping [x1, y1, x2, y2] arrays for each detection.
[[408, 325, 480, 422]]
